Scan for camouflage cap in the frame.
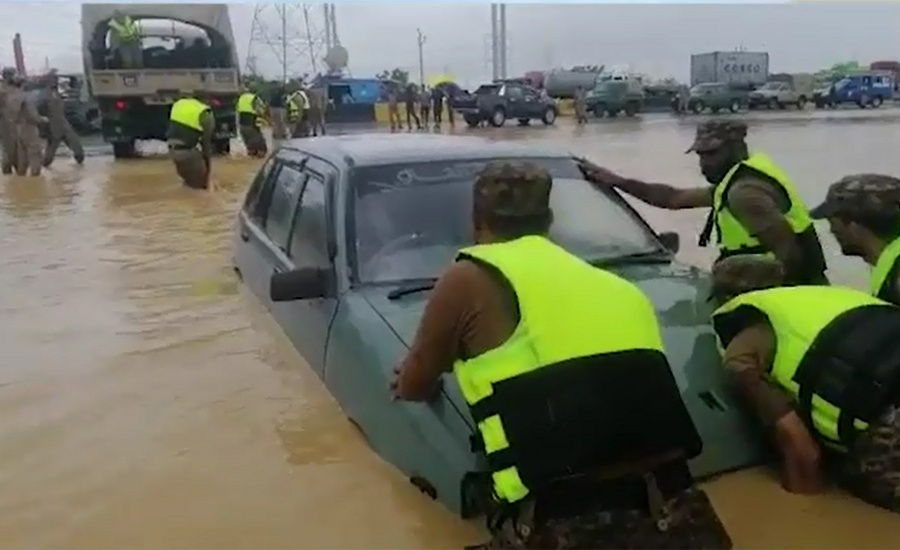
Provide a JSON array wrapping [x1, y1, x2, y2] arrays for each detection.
[[1, 67, 17, 81], [711, 254, 785, 296], [686, 119, 748, 154], [474, 161, 552, 218], [809, 173, 900, 220]]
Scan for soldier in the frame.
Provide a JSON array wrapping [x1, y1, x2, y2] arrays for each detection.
[[269, 82, 287, 140], [404, 83, 421, 131], [431, 85, 444, 129], [578, 119, 828, 285], [3, 73, 45, 176], [573, 85, 588, 124], [307, 86, 326, 137], [419, 84, 431, 128], [809, 174, 900, 305], [393, 162, 733, 550], [236, 87, 269, 157], [1, 67, 17, 174], [108, 10, 143, 69], [709, 254, 900, 512], [386, 85, 402, 132], [167, 90, 214, 190], [41, 72, 84, 168], [286, 84, 310, 138]]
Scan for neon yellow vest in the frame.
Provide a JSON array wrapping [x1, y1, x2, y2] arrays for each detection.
[[453, 235, 666, 503], [169, 97, 209, 132], [109, 16, 140, 42], [712, 153, 814, 256], [286, 91, 309, 120], [237, 93, 259, 115], [871, 236, 900, 301], [712, 286, 887, 449]]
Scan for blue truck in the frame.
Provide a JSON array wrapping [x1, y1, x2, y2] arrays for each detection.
[[813, 71, 895, 108]]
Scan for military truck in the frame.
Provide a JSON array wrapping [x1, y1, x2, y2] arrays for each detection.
[[586, 75, 646, 117], [81, 3, 241, 159]]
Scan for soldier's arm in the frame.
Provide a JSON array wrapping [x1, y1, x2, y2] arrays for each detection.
[[199, 111, 214, 157], [393, 263, 474, 402], [727, 177, 804, 275], [23, 94, 44, 125], [577, 158, 712, 209], [723, 323, 826, 495]]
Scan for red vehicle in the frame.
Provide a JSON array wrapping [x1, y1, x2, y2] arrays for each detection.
[[870, 61, 900, 91]]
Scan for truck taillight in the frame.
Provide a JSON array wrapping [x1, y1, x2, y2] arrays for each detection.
[[114, 100, 126, 110], [210, 98, 222, 107]]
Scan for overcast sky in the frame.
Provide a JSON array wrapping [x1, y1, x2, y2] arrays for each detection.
[[0, 2, 898, 86]]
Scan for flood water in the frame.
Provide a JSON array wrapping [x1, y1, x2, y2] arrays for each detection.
[[1, 109, 900, 548]]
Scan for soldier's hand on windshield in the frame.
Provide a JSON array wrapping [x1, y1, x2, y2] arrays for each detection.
[[575, 157, 623, 187]]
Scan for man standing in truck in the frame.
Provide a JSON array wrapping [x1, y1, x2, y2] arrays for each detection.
[[167, 90, 214, 191], [237, 87, 268, 157], [108, 10, 143, 69]]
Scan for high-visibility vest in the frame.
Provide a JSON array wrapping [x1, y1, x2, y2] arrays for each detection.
[[108, 16, 140, 42], [712, 285, 900, 450], [871, 236, 900, 304], [453, 235, 701, 504], [704, 152, 826, 284], [167, 97, 210, 148]]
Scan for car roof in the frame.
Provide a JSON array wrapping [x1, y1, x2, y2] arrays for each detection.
[[278, 133, 571, 168]]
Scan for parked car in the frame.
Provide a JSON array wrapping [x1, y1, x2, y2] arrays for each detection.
[[451, 82, 558, 127], [748, 80, 808, 110], [687, 82, 747, 114], [232, 133, 763, 518], [814, 72, 895, 109], [586, 76, 646, 118]]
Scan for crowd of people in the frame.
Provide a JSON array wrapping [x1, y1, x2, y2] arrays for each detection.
[[392, 119, 900, 548], [0, 68, 84, 177], [385, 82, 457, 132]]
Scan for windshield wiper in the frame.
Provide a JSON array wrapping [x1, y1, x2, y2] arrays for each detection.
[[387, 279, 439, 301], [591, 249, 672, 268]]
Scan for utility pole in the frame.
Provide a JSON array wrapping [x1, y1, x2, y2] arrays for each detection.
[[499, 4, 507, 79], [490, 4, 498, 81], [416, 28, 426, 87], [279, 4, 287, 82]]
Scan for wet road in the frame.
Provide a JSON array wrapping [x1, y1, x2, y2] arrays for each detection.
[[2, 109, 900, 548]]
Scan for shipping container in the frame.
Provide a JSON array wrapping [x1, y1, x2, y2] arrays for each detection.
[[544, 67, 604, 98], [690, 51, 769, 86]]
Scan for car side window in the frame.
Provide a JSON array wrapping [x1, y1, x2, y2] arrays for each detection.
[[289, 171, 329, 267], [243, 156, 278, 221], [506, 85, 523, 98], [265, 165, 309, 253]]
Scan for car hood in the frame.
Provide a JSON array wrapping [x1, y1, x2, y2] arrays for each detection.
[[360, 262, 764, 481]]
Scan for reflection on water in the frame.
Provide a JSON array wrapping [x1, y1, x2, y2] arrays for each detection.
[[0, 113, 898, 548]]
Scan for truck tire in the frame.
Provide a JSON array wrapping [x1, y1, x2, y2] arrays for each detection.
[[213, 139, 231, 156], [112, 141, 136, 160], [858, 94, 870, 109], [593, 103, 606, 118], [729, 100, 741, 113], [691, 101, 704, 114], [464, 114, 481, 128], [871, 96, 884, 108], [541, 107, 557, 125], [489, 107, 506, 127], [768, 98, 779, 110], [624, 102, 639, 117], [796, 96, 807, 109]]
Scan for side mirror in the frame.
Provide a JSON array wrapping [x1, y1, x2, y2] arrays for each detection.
[[658, 231, 680, 254], [270, 268, 332, 302]]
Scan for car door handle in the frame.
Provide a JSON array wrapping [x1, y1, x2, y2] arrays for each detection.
[[273, 267, 284, 275]]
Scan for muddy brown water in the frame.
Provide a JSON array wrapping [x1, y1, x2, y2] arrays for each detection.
[[1, 110, 899, 548]]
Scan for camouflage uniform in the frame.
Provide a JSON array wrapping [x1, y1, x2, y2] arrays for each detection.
[[685, 119, 749, 154], [469, 163, 733, 550], [41, 75, 85, 167], [712, 255, 900, 514], [2, 75, 44, 176], [809, 174, 900, 222], [1, 67, 17, 174]]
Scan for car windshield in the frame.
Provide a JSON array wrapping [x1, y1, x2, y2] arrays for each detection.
[[351, 157, 663, 284], [690, 84, 716, 93], [475, 85, 499, 95], [835, 78, 851, 90], [758, 82, 781, 90]]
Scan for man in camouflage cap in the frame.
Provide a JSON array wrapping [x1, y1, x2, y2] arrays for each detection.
[[577, 119, 828, 285], [810, 174, 900, 304], [709, 254, 900, 513], [393, 162, 732, 549]]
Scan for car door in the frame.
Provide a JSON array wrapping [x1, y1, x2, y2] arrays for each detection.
[[521, 86, 543, 117], [269, 157, 340, 378], [234, 155, 283, 300], [504, 84, 525, 117]]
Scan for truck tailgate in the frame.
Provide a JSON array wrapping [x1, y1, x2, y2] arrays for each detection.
[[89, 69, 240, 98]]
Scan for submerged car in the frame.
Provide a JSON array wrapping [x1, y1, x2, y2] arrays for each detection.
[[232, 133, 763, 518]]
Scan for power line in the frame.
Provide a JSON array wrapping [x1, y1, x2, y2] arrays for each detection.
[[245, 3, 327, 81]]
